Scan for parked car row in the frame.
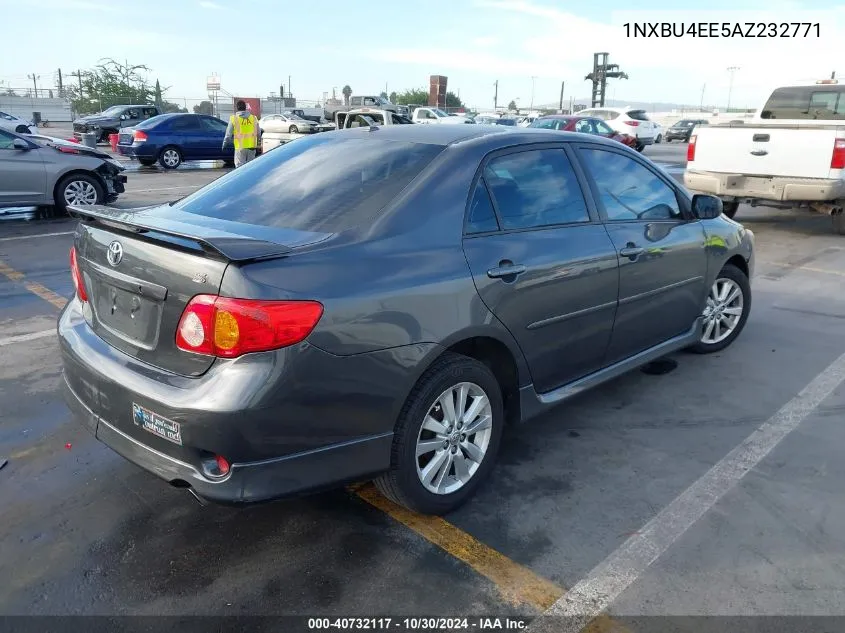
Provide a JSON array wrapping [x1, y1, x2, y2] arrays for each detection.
[[528, 114, 638, 149]]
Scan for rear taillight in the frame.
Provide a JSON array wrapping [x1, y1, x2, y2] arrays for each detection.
[[831, 138, 845, 169], [625, 120, 640, 127], [687, 135, 697, 162], [175, 295, 324, 358], [133, 130, 148, 142], [69, 246, 88, 302]]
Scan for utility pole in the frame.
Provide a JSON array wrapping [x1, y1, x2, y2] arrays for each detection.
[[57, 68, 64, 97], [70, 69, 83, 97], [288, 75, 291, 99], [493, 80, 498, 110], [27, 73, 40, 98], [530, 76, 537, 111], [726, 66, 740, 112], [700, 83, 706, 111], [559, 81, 565, 112]]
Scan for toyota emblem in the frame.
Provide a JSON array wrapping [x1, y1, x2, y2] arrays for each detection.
[[107, 241, 123, 266]]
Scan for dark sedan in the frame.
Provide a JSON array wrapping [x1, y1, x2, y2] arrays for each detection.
[[60, 125, 754, 515], [665, 119, 709, 143], [530, 115, 637, 148], [116, 113, 235, 169]]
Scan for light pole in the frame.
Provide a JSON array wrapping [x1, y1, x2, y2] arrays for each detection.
[[530, 76, 537, 111], [27, 73, 40, 98], [726, 66, 740, 113]]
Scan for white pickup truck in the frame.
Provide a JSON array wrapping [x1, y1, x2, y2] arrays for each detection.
[[336, 108, 414, 129], [412, 107, 474, 125], [684, 80, 845, 234]]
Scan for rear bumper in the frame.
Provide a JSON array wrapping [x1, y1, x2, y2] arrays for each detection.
[[57, 297, 426, 504], [684, 171, 845, 202]]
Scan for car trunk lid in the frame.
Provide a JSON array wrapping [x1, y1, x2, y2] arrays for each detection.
[[69, 204, 331, 377]]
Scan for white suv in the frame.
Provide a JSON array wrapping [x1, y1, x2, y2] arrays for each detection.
[[575, 107, 658, 152]]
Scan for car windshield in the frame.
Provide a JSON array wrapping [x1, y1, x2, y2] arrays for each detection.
[[100, 106, 126, 117], [497, 118, 517, 126], [431, 108, 449, 117], [172, 135, 445, 232], [531, 118, 568, 129], [674, 121, 694, 127]]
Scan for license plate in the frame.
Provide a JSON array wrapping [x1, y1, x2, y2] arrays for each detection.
[[132, 403, 182, 446]]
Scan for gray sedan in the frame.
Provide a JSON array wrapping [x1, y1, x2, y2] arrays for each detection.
[[59, 125, 754, 515], [0, 129, 126, 212]]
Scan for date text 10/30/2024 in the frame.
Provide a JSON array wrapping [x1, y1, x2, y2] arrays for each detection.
[[307, 617, 528, 630], [624, 22, 820, 38]]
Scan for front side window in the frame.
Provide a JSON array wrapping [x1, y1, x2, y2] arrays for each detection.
[[578, 148, 682, 222], [483, 149, 590, 230]]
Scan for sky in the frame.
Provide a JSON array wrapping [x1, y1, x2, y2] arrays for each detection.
[[2, 0, 844, 111]]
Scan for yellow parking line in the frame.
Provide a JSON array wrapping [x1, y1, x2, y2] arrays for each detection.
[[0, 259, 68, 310], [354, 483, 563, 610]]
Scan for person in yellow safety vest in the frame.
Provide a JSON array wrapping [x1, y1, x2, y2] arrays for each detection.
[[223, 100, 259, 167]]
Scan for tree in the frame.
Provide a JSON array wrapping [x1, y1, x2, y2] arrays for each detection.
[[193, 100, 214, 115], [154, 79, 163, 107], [379, 91, 388, 99], [445, 91, 463, 109], [394, 87, 429, 105], [66, 58, 154, 115], [508, 100, 517, 111], [389, 91, 397, 103], [342, 85, 352, 105]]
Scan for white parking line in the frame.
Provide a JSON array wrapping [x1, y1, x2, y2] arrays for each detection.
[[0, 231, 75, 243], [532, 349, 845, 633], [0, 328, 56, 347]]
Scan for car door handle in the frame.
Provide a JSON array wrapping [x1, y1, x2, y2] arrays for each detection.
[[620, 246, 644, 260], [487, 263, 527, 279]]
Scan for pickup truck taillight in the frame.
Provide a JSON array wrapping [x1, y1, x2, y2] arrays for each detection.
[[133, 130, 148, 142], [687, 135, 697, 162], [831, 138, 845, 169]]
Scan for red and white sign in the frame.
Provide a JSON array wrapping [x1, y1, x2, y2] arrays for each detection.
[[234, 97, 261, 119]]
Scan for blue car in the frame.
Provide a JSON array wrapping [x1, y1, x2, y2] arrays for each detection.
[[117, 113, 235, 169]]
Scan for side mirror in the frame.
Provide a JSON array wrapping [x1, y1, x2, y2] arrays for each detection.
[[13, 138, 31, 150], [692, 194, 723, 219]]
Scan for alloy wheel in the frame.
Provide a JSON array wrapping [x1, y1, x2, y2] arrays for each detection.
[[415, 382, 492, 495], [162, 149, 180, 168], [63, 180, 98, 206], [701, 277, 744, 344]]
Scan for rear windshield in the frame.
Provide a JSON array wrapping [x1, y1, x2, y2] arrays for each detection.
[[172, 135, 445, 232], [626, 110, 650, 121], [134, 114, 172, 130], [760, 86, 845, 119]]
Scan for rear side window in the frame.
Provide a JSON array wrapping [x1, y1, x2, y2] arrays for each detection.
[[483, 149, 590, 230], [465, 180, 499, 234], [173, 136, 445, 232], [169, 116, 201, 131], [531, 118, 561, 129], [761, 86, 845, 119], [626, 110, 650, 121]]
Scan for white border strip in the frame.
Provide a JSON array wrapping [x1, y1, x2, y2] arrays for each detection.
[[533, 350, 845, 633], [0, 231, 74, 243]]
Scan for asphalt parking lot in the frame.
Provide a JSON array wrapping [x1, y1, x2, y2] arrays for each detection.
[[2, 142, 845, 631]]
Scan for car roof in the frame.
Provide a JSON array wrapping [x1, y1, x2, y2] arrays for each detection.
[[324, 124, 622, 150]]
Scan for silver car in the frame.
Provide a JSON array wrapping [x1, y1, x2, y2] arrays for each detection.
[[0, 129, 126, 212]]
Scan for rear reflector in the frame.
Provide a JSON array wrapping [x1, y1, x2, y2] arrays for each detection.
[[176, 295, 324, 358], [69, 246, 88, 302], [687, 135, 697, 162], [625, 120, 640, 126], [831, 138, 845, 169]]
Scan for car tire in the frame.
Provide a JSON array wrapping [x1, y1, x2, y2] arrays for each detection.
[[722, 201, 739, 219], [15, 125, 30, 134], [833, 210, 845, 235], [289, 125, 299, 134], [656, 134, 662, 143], [635, 142, 645, 152], [374, 352, 504, 515], [688, 263, 751, 354], [158, 146, 182, 169], [139, 158, 156, 167], [55, 173, 104, 213]]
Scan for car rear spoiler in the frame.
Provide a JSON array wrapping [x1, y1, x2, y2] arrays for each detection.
[[68, 204, 293, 262]]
